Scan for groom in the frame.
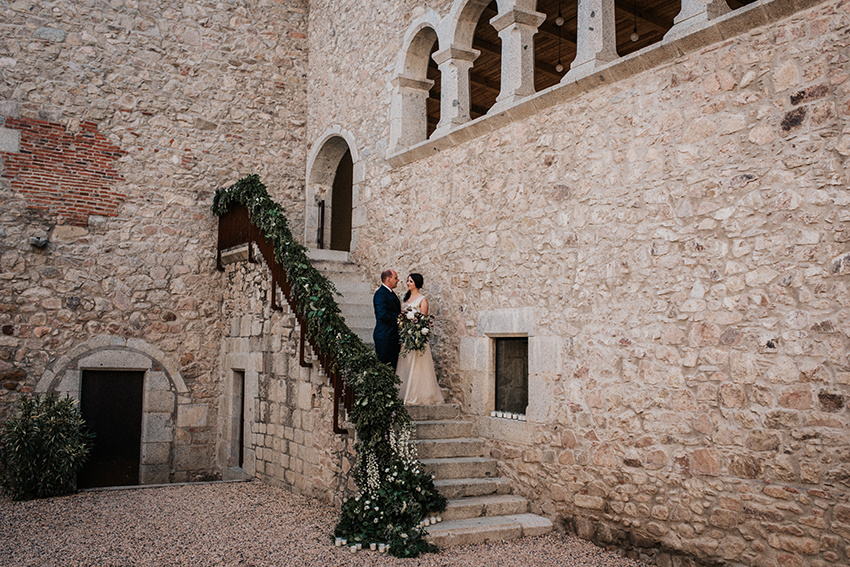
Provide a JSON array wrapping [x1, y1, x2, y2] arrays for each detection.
[[373, 269, 401, 370]]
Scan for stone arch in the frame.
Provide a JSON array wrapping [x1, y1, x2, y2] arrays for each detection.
[[389, 13, 444, 152], [305, 127, 362, 253], [36, 335, 187, 485], [447, 0, 510, 49]]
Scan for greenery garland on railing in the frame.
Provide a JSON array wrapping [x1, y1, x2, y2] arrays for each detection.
[[212, 175, 446, 558]]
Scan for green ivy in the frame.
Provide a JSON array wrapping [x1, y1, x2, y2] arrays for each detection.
[[213, 175, 446, 557]]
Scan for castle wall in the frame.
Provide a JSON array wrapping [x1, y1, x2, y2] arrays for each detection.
[[218, 251, 355, 503], [0, 0, 309, 481], [307, 0, 850, 565]]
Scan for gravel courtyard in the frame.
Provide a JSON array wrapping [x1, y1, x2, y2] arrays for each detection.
[[1, 480, 646, 567]]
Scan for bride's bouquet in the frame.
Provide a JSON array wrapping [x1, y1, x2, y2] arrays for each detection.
[[397, 306, 433, 357]]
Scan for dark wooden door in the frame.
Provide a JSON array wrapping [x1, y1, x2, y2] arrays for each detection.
[[330, 149, 353, 252], [78, 370, 144, 488]]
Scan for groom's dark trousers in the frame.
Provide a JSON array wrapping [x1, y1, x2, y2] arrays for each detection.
[[373, 285, 401, 370]]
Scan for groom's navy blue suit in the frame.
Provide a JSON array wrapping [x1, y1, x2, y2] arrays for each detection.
[[373, 285, 401, 369]]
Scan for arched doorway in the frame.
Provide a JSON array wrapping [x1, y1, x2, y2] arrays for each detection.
[[305, 131, 360, 253], [330, 148, 353, 252]]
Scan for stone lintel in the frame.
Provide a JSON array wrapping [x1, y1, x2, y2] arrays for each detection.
[[79, 350, 152, 370]]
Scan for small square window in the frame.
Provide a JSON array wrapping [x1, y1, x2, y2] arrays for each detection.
[[495, 337, 528, 415]]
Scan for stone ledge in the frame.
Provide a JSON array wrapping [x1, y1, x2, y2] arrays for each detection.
[[386, 0, 822, 168]]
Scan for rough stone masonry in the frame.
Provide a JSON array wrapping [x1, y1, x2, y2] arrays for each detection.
[[1, 0, 849, 565]]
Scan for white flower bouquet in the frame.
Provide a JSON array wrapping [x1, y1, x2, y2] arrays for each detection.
[[397, 306, 433, 356]]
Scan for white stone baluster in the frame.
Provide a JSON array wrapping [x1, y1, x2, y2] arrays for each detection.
[[562, 0, 618, 82], [432, 46, 479, 137], [388, 75, 435, 152], [489, 7, 546, 111], [664, 0, 730, 40]]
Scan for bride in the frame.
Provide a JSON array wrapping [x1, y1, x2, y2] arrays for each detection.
[[397, 273, 445, 406]]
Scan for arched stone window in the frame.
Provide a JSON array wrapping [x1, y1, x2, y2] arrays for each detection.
[[305, 128, 362, 253], [389, 19, 442, 152]]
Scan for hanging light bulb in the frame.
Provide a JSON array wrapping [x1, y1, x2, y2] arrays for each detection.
[[555, 0, 564, 72], [630, 0, 639, 42]]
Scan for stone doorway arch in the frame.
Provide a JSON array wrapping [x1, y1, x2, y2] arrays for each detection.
[[305, 127, 362, 254], [36, 336, 188, 485]]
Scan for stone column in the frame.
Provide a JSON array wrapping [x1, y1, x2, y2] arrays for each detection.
[[664, 0, 730, 39], [432, 46, 479, 137], [489, 7, 546, 112], [388, 74, 435, 152], [561, 0, 618, 82]]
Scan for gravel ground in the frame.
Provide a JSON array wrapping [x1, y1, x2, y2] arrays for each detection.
[[0, 480, 646, 567]]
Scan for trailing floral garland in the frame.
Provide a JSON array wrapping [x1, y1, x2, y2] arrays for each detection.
[[212, 175, 446, 558]]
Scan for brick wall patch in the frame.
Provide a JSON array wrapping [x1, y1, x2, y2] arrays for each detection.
[[0, 118, 126, 226]]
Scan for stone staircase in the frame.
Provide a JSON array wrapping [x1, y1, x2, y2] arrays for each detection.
[[306, 250, 552, 547], [409, 403, 553, 547], [306, 249, 374, 346]]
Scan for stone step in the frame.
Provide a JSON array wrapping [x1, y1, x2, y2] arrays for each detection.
[[441, 494, 529, 522], [415, 437, 484, 459], [413, 420, 473, 439], [425, 514, 553, 547], [407, 403, 461, 422], [420, 456, 498, 480], [433, 477, 513, 499], [337, 303, 373, 319], [331, 280, 373, 295]]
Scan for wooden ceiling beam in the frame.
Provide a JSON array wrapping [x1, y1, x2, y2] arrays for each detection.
[[614, 1, 673, 34]]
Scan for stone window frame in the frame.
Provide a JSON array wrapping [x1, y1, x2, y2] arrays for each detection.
[[36, 335, 188, 485], [387, 0, 820, 166], [304, 126, 363, 255], [217, 349, 262, 480], [460, 308, 562, 438]]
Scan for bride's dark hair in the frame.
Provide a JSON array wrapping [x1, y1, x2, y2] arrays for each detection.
[[403, 273, 424, 302]]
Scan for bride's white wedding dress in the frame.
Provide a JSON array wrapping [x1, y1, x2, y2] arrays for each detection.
[[397, 295, 445, 406]]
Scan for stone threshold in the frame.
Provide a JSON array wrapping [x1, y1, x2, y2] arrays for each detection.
[[386, 0, 827, 168]]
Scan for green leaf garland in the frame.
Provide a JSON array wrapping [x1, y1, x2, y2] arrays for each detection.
[[213, 175, 446, 557]]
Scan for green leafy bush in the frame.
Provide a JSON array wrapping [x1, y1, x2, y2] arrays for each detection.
[[0, 393, 94, 500]]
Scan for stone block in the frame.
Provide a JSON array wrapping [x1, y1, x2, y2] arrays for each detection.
[[142, 412, 173, 443], [175, 445, 210, 471], [57, 369, 81, 394], [0, 127, 20, 153], [140, 464, 169, 485], [177, 404, 208, 428], [459, 337, 488, 372], [146, 370, 170, 391], [529, 335, 561, 375], [144, 390, 174, 413], [141, 442, 170, 466]]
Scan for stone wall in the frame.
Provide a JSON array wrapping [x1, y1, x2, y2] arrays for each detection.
[[0, 0, 309, 481], [218, 251, 355, 502], [307, 0, 850, 565]]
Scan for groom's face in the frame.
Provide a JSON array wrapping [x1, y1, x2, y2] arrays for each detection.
[[385, 271, 399, 289]]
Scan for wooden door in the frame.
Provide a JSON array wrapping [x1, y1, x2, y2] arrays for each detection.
[[77, 370, 144, 488]]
